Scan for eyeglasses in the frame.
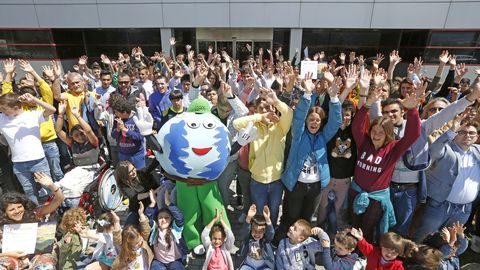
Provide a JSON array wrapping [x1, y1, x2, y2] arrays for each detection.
[[457, 130, 478, 136], [428, 107, 445, 113], [118, 81, 130, 85]]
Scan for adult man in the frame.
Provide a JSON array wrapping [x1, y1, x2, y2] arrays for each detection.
[[381, 81, 480, 237], [413, 118, 480, 241], [95, 70, 116, 107], [114, 72, 146, 109]]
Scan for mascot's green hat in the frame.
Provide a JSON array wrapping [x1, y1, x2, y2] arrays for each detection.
[[188, 98, 211, 114]]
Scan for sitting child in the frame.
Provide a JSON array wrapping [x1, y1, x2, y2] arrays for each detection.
[[201, 209, 235, 270], [58, 207, 88, 270], [275, 219, 329, 270], [146, 190, 188, 270], [423, 222, 468, 270], [238, 205, 275, 270], [319, 228, 359, 270], [350, 228, 417, 270]]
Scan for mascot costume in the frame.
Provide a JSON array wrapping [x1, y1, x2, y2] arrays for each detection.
[[134, 98, 257, 253]]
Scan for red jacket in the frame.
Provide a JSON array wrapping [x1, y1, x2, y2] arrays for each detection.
[[358, 239, 405, 270]]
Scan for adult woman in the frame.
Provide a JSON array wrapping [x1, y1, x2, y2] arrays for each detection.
[[114, 160, 159, 226], [281, 74, 343, 231], [54, 101, 100, 208], [0, 172, 64, 269], [349, 86, 421, 242]]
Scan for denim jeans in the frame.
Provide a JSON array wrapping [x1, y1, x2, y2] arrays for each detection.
[[217, 161, 238, 207], [63, 197, 81, 208], [413, 198, 472, 242], [239, 264, 271, 270], [250, 179, 283, 226], [42, 141, 64, 182], [391, 186, 417, 237], [118, 150, 145, 170], [12, 157, 51, 205], [150, 259, 185, 270]]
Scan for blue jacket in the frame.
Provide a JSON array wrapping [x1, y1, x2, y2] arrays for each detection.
[[146, 204, 188, 265], [320, 248, 358, 270], [148, 89, 172, 130], [438, 236, 468, 270], [238, 222, 275, 269], [282, 94, 342, 191]]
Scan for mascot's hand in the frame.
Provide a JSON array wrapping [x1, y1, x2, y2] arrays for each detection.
[[237, 121, 258, 146], [133, 106, 154, 136]]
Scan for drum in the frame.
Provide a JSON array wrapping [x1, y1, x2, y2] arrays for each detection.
[[97, 168, 122, 211]]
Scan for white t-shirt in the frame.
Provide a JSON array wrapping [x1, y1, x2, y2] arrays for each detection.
[[0, 110, 46, 162], [298, 152, 320, 184], [92, 233, 118, 264]]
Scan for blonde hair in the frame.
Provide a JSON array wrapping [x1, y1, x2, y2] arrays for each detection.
[[119, 226, 143, 264]]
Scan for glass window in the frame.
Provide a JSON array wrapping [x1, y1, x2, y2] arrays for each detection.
[[173, 28, 196, 55], [52, 29, 84, 44], [236, 41, 253, 62], [0, 30, 52, 44], [198, 41, 215, 56], [273, 28, 290, 59], [424, 48, 479, 64], [55, 45, 86, 59], [127, 29, 161, 45], [84, 29, 128, 45], [86, 45, 131, 58], [0, 45, 55, 59], [429, 31, 478, 47]]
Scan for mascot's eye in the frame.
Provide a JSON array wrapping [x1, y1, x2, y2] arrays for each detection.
[[203, 120, 216, 129], [187, 120, 200, 129]]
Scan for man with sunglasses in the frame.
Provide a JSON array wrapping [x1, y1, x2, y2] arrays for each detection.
[[114, 72, 147, 109], [381, 78, 480, 238]]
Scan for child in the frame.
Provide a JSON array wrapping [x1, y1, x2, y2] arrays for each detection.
[[275, 219, 329, 270], [147, 189, 188, 270], [0, 93, 56, 205], [79, 212, 118, 270], [111, 202, 153, 270], [201, 209, 235, 270], [58, 207, 88, 270], [319, 228, 359, 270], [350, 228, 417, 270], [422, 222, 468, 270], [111, 96, 146, 169], [238, 205, 275, 270]]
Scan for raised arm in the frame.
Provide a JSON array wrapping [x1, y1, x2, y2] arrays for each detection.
[[35, 172, 64, 217], [70, 106, 99, 147], [55, 101, 73, 146]]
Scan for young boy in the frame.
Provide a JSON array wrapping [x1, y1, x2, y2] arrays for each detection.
[[238, 205, 275, 269], [319, 228, 359, 270], [275, 219, 328, 270], [111, 96, 145, 169], [0, 93, 56, 204]]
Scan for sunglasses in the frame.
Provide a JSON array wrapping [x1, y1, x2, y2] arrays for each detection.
[[118, 81, 130, 85], [428, 107, 445, 113]]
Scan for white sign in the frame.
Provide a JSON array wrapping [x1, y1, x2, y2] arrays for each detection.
[[301, 61, 318, 79], [2, 223, 38, 254]]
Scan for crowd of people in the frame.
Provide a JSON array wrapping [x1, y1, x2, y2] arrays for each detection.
[[0, 36, 479, 270]]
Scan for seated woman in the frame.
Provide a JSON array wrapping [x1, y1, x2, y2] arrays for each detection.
[[54, 101, 100, 208], [0, 172, 64, 269]]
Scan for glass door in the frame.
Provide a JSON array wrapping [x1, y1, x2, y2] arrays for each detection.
[[197, 40, 272, 62]]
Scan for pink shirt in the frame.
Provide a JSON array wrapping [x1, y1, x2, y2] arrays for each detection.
[[208, 247, 228, 270]]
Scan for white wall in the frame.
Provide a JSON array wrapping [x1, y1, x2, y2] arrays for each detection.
[[1, 0, 479, 29]]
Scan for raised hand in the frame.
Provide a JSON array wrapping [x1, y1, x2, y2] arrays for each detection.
[[451, 111, 468, 132], [18, 59, 34, 74], [237, 121, 258, 146], [440, 227, 451, 243], [358, 55, 365, 66], [311, 227, 323, 236], [70, 106, 81, 118], [3, 58, 16, 74], [350, 227, 363, 241], [328, 76, 343, 97], [247, 204, 257, 218], [349, 51, 357, 64], [18, 93, 37, 103], [345, 64, 358, 90], [359, 69, 371, 91], [389, 50, 401, 66], [132, 106, 154, 136], [110, 210, 120, 225], [135, 93, 146, 108], [101, 54, 111, 65], [261, 112, 280, 125], [400, 92, 422, 110], [78, 55, 88, 66], [259, 87, 279, 106], [414, 57, 423, 76], [439, 50, 450, 65], [148, 189, 157, 208], [339, 52, 346, 62], [138, 201, 145, 218], [42, 65, 54, 81], [448, 55, 457, 68], [455, 63, 468, 78], [169, 37, 176, 46], [319, 51, 325, 61], [373, 53, 385, 69], [323, 68, 334, 84], [186, 44, 192, 52], [302, 72, 315, 94], [452, 221, 466, 238], [34, 172, 54, 187], [263, 206, 271, 222]]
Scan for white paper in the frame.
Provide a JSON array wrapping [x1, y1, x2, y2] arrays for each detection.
[[2, 223, 38, 254], [300, 60, 318, 79]]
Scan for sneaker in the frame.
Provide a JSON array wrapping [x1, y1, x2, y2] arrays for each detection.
[[471, 235, 480, 253], [193, 244, 205, 256]]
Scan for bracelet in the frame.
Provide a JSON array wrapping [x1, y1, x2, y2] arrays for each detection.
[[58, 115, 64, 119]]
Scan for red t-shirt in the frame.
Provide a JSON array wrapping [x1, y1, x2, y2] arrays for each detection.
[[351, 106, 420, 192]]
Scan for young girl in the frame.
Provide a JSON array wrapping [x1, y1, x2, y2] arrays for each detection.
[[79, 212, 118, 270], [58, 207, 88, 270], [350, 228, 417, 270], [111, 202, 153, 270], [201, 209, 235, 270], [281, 73, 343, 232], [147, 190, 188, 270]]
